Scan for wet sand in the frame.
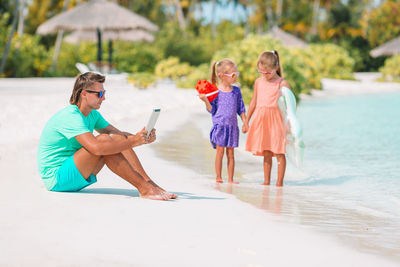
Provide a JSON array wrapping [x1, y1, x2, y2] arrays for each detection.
[[152, 111, 400, 262]]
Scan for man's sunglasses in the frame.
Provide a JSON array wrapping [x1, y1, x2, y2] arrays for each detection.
[[85, 89, 106, 98], [222, 72, 240, 78]]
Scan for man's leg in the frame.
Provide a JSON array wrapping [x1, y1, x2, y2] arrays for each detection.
[[73, 134, 169, 200], [121, 148, 178, 199], [108, 133, 177, 199]]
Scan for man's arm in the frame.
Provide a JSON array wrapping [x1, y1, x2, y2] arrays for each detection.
[[96, 124, 128, 135], [96, 124, 156, 144], [75, 130, 147, 156]]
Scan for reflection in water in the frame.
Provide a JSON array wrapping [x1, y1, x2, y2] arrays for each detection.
[[261, 187, 283, 215], [152, 114, 400, 262], [215, 183, 283, 216]]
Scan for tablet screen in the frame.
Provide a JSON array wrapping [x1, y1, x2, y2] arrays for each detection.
[[146, 109, 161, 138]]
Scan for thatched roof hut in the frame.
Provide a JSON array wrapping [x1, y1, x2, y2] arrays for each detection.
[[264, 26, 308, 49], [37, 0, 158, 69], [370, 36, 400, 57], [37, 0, 158, 34], [65, 29, 155, 43]]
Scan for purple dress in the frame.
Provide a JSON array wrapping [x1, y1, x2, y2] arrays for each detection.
[[208, 86, 246, 149]]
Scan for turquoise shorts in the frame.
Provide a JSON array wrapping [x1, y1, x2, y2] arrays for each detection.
[[50, 156, 97, 192]]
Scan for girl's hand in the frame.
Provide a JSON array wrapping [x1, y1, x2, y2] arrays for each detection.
[[198, 94, 208, 102], [242, 123, 249, 133], [145, 129, 156, 144]]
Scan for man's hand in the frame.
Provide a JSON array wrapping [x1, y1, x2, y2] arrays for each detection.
[[146, 129, 156, 144], [128, 128, 148, 147], [120, 131, 133, 137]]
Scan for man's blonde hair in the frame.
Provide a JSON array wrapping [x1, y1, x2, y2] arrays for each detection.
[[70, 72, 105, 105]]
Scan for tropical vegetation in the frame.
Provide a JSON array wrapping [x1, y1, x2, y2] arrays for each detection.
[[1, 0, 400, 100]]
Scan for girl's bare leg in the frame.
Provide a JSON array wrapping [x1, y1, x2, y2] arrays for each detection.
[[226, 147, 237, 183], [263, 150, 273, 185], [276, 154, 286, 187], [215, 145, 224, 183]]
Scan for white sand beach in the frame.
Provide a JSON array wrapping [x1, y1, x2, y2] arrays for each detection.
[[0, 77, 398, 266], [300, 72, 400, 99]]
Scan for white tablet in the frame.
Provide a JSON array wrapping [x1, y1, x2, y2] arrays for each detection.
[[146, 109, 161, 138]]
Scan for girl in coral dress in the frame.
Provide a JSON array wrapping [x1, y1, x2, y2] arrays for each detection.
[[245, 51, 290, 187], [198, 59, 247, 184]]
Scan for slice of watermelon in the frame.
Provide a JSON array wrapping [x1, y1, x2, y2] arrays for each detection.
[[195, 80, 219, 102]]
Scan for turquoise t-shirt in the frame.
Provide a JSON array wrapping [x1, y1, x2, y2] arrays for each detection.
[[37, 105, 109, 189]]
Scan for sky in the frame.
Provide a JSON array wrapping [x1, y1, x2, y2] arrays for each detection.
[[194, 1, 249, 25]]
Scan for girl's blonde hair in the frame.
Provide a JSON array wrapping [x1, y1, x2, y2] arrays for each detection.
[[211, 58, 236, 84], [257, 50, 283, 77]]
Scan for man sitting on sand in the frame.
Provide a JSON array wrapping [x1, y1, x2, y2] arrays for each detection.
[[37, 72, 177, 200]]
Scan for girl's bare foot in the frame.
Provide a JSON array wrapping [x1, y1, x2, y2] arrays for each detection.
[[261, 182, 270, 185], [216, 178, 223, 183], [228, 180, 239, 184]]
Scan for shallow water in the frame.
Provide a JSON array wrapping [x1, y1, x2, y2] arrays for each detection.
[[153, 92, 400, 261]]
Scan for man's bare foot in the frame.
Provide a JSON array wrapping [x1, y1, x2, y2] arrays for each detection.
[[216, 178, 223, 183], [147, 180, 178, 199], [139, 185, 169, 201], [140, 194, 169, 201]]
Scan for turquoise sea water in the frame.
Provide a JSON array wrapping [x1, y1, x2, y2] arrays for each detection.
[[154, 92, 400, 261]]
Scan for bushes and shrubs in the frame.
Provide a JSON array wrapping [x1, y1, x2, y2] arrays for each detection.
[[379, 55, 400, 82], [0, 15, 359, 97], [211, 35, 355, 97], [3, 34, 51, 77], [212, 35, 305, 96], [154, 57, 194, 80], [127, 72, 157, 89]]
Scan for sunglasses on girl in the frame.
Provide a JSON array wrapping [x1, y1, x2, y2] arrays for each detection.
[[85, 89, 106, 98], [222, 72, 240, 78], [257, 69, 275, 74]]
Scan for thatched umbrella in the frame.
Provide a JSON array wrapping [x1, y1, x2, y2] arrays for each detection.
[[264, 26, 308, 49], [370, 36, 400, 58], [65, 29, 155, 67], [37, 0, 158, 68], [65, 29, 155, 44]]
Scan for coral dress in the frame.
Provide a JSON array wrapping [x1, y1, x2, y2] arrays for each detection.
[[246, 77, 286, 156]]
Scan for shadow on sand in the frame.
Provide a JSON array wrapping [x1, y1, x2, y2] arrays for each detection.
[[77, 188, 226, 200]]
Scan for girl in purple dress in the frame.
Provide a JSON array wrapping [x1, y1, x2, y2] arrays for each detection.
[[199, 59, 248, 183]]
